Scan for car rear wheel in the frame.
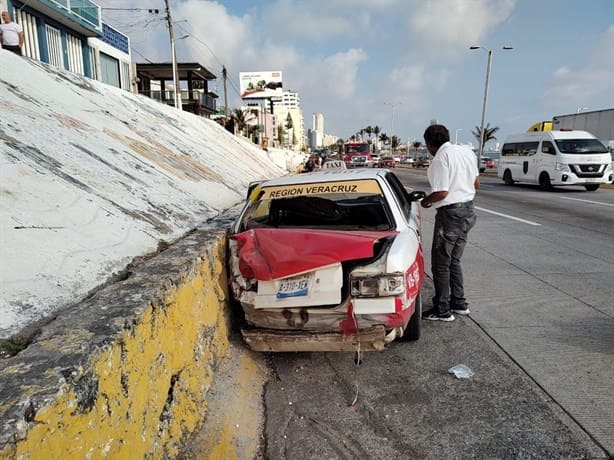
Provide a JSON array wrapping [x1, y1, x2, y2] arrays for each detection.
[[584, 184, 600, 191], [503, 170, 514, 185], [400, 293, 422, 341]]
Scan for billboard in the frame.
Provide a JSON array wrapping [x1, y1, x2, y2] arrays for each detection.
[[239, 71, 283, 99]]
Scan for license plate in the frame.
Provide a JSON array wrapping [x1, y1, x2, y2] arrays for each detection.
[[276, 274, 312, 299]]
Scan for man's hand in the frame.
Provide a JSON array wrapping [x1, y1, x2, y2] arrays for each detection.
[[421, 190, 448, 209]]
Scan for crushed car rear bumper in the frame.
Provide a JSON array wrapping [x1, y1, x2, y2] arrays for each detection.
[[241, 325, 394, 352]]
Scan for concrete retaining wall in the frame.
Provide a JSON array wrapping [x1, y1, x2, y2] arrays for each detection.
[[0, 228, 234, 459]]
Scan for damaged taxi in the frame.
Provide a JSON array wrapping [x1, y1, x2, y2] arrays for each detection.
[[228, 168, 426, 352]]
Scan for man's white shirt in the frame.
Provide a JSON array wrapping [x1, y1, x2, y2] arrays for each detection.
[[427, 142, 479, 209], [0, 22, 23, 46]]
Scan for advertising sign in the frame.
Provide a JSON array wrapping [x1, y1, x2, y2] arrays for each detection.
[[239, 71, 283, 99]]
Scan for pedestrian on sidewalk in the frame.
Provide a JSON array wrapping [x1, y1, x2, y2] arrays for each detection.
[[0, 11, 24, 56], [420, 124, 479, 321]]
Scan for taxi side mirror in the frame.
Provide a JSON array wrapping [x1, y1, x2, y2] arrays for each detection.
[[409, 191, 426, 201]]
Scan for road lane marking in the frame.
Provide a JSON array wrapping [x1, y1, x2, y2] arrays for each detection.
[[475, 207, 541, 226], [559, 196, 614, 207]]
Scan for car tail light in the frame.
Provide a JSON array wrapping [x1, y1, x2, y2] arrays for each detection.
[[350, 275, 405, 297]]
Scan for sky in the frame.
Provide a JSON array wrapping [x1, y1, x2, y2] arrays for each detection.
[[96, 0, 614, 148]]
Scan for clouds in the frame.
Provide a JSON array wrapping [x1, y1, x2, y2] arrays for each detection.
[[321, 49, 369, 99], [407, 0, 516, 57], [94, 0, 613, 141], [545, 25, 614, 109]]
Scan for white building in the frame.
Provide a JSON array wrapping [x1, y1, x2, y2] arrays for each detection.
[[313, 112, 324, 133], [272, 91, 306, 151], [87, 23, 133, 91]]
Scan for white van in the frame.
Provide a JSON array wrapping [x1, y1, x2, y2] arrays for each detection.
[[497, 130, 613, 191]]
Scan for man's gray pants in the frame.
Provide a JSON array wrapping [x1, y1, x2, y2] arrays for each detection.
[[431, 207, 477, 314]]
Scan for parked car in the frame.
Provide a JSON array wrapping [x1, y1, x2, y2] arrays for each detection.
[[414, 158, 431, 168], [402, 157, 415, 165], [479, 157, 486, 173], [483, 157, 496, 169], [349, 154, 374, 168], [379, 156, 396, 168], [228, 168, 427, 352]]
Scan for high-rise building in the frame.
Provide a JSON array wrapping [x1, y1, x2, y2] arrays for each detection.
[[313, 112, 324, 134]]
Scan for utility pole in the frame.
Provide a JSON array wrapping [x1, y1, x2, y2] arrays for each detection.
[[223, 66, 229, 118], [164, 0, 181, 109]]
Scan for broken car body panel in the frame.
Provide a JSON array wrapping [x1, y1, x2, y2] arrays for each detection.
[[228, 168, 426, 352]]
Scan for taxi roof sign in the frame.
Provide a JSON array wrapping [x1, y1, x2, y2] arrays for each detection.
[[322, 160, 346, 170]]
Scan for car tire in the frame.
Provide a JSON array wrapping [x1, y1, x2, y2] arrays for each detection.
[[400, 292, 421, 341], [539, 172, 553, 191], [503, 170, 514, 185], [584, 184, 600, 191]]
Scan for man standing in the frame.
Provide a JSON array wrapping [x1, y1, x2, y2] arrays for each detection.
[[0, 10, 24, 56], [420, 124, 479, 321]]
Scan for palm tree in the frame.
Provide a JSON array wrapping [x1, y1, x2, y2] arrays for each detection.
[[379, 133, 389, 147], [373, 125, 381, 150], [391, 135, 400, 153], [472, 123, 500, 150], [233, 108, 247, 135], [365, 126, 373, 140]]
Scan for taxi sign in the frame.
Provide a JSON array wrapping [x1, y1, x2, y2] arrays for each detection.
[[261, 180, 383, 199], [323, 160, 346, 170]]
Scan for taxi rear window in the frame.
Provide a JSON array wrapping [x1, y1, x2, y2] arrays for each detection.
[[240, 180, 394, 231]]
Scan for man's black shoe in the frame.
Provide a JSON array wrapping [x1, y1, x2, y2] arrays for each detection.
[[422, 308, 455, 322], [451, 304, 470, 315]]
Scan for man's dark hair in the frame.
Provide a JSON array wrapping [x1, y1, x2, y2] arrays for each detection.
[[423, 124, 450, 149]]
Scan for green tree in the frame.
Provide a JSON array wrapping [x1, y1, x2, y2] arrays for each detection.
[[373, 125, 381, 150], [472, 123, 500, 150], [233, 108, 247, 135], [277, 125, 284, 145], [412, 141, 422, 158], [286, 113, 294, 129], [379, 133, 389, 147], [391, 135, 400, 153]]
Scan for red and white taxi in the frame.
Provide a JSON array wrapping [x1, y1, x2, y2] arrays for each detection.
[[228, 168, 426, 352]]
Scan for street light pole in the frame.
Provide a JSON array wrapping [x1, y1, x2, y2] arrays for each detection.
[[477, 49, 492, 169], [455, 128, 462, 144], [384, 101, 400, 136], [470, 45, 512, 172]]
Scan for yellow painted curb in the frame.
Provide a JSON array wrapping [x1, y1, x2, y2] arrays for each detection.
[[0, 230, 255, 459]]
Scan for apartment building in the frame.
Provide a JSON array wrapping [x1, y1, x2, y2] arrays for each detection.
[[2, 0, 133, 91]]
